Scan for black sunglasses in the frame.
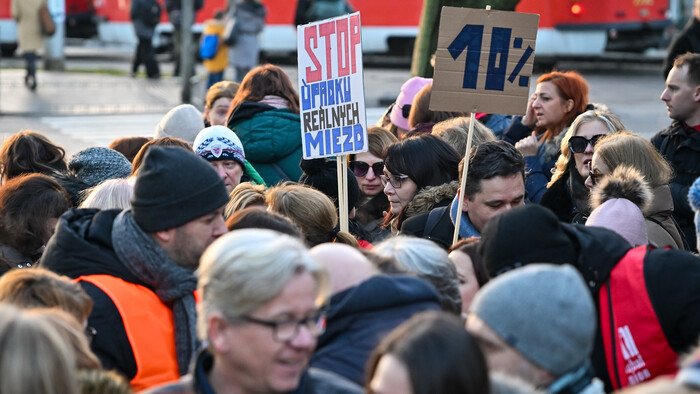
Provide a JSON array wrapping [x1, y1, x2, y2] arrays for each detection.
[[589, 170, 604, 186], [349, 161, 384, 177], [569, 134, 605, 154]]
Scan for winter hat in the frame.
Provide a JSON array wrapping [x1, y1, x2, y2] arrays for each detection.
[[192, 125, 245, 167], [688, 176, 700, 252], [154, 104, 205, 145], [131, 146, 228, 232], [390, 77, 432, 131], [479, 204, 577, 278], [68, 147, 133, 187], [299, 158, 361, 211], [586, 166, 651, 246], [470, 264, 596, 376]]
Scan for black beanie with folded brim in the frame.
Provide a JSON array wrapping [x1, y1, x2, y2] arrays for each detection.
[[479, 204, 578, 278], [132, 146, 229, 232]]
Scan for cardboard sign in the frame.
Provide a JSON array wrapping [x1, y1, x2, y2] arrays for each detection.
[[431, 7, 539, 115], [297, 12, 368, 159]]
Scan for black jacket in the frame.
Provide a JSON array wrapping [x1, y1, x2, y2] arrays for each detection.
[[40, 208, 146, 379], [663, 18, 700, 79], [652, 121, 700, 251], [564, 224, 700, 391], [310, 275, 441, 385]]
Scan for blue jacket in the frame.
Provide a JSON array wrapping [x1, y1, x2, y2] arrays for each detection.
[[310, 275, 441, 385]]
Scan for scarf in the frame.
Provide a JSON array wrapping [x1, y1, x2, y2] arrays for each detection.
[[259, 95, 290, 109], [449, 195, 481, 239], [111, 210, 198, 375]]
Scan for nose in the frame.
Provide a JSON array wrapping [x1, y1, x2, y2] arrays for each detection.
[[383, 181, 394, 195], [584, 142, 594, 154], [660, 89, 670, 102], [365, 167, 377, 180], [214, 163, 226, 179], [531, 97, 542, 108], [584, 175, 593, 190]]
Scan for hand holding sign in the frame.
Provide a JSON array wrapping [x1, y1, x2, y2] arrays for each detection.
[[431, 7, 539, 115]]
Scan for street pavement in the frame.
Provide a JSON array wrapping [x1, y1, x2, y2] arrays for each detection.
[[0, 46, 671, 156]]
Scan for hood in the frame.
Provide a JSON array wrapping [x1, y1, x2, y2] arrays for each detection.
[[319, 275, 440, 342], [228, 102, 302, 163], [648, 185, 674, 218], [40, 208, 147, 286], [405, 181, 459, 218], [562, 223, 632, 292]]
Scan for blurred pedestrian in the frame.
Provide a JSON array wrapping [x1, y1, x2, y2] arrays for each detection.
[[11, 0, 46, 90], [203, 80, 239, 126], [130, 0, 161, 79], [227, 0, 266, 82], [200, 10, 228, 89], [663, 0, 700, 78]]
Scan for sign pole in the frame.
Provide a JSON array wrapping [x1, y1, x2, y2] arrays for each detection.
[[336, 155, 349, 233], [452, 112, 476, 245]]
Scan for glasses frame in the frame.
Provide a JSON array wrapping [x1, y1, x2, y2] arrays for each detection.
[[240, 310, 327, 342], [380, 173, 409, 188], [349, 161, 384, 178], [568, 134, 605, 154]]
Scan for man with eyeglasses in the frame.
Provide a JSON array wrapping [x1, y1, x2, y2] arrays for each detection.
[[146, 229, 361, 394], [652, 52, 700, 252], [402, 141, 525, 248]]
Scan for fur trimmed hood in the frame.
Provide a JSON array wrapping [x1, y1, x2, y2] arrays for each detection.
[[590, 166, 652, 215], [405, 181, 459, 218]]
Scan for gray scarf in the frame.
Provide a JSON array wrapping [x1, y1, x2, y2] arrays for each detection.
[[111, 210, 197, 375]]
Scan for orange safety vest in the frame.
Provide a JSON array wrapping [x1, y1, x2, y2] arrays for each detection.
[[599, 246, 678, 390], [77, 274, 180, 391]]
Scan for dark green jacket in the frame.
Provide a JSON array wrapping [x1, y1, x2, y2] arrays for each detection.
[[228, 102, 303, 186]]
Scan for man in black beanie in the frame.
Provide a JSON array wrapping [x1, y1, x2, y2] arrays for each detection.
[[479, 204, 700, 392], [41, 146, 229, 391]]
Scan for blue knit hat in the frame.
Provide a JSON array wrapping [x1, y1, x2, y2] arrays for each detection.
[[68, 147, 132, 187], [687, 176, 700, 251]]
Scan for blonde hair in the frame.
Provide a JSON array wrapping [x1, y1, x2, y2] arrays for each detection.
[[38, 309, 101, 370], [0, 267, 93, 322], [548, 108, 625, 186], [432, 116, 496, 158], [594, 131, 673, 188], [266, 183, 359, 247], [197, 229, 329, 339], [79, 178, 135, 210], [225, 182, 267, 218], [77, 370, 132, 394], [0, 305, 79, 394]]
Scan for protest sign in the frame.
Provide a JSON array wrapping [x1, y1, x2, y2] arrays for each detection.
[[297, 12, 368, 159], [431, 7, 539, 115]]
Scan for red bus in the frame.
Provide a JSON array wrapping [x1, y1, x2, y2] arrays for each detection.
[[0, 0, 670, 58]]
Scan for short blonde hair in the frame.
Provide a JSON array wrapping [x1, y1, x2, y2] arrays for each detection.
[[0, 305, 79, 394], [79, 178, 135, 210], [594, 131, 673, 188], [197, 229, 329, 339], [225, 182, 267, 218], [432, 116, 496, 158]]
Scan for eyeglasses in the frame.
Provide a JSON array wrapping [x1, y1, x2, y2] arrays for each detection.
[[240, 310, 327, 342], [349, 161, 384, 177], [380, 174, 409, 188], [568, 134, 605, 154], [589, 170, 604, 186]]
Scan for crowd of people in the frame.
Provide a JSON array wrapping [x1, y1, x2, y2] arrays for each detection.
[[2, 34, 700, 394]]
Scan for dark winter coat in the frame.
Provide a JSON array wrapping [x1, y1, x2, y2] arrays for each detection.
[[228, 102, 303, 185], [131, 0, 161, 39], [563, 224, 700, 391], [145, 349, 362, 394], [40, 208, 147, 380], [310, 275, 441, 385], [663, 17, 700, 78], [0, 243, 37, 277], [540, 167, 590, 224], [390, 180, 458, 233], [651, 121, 700, 251]]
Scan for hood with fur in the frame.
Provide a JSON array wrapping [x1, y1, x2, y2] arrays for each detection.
[[405, 181, 459, 218]]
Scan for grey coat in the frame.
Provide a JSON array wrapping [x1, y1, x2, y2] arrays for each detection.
[[228, 0, 266, 68]]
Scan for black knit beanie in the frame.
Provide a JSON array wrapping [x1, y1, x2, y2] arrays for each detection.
[[479, 204, 577, 278], [131, 146, 229, 232], [299, 158, 361, 211]]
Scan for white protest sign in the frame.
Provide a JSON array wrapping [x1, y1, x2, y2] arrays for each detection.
[[431, 7, 539, 115], [297, 12, 368, 159]]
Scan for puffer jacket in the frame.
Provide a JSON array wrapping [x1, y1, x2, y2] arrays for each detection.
[[228, 101, 303, 185]]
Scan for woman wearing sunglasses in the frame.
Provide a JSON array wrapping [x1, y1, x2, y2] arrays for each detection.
[[349, 127, 397, 242], [504, 71, 590, 204], [540, 108, 625, 223], [585, 131, 687, 249], [380, 135, 460, 234]]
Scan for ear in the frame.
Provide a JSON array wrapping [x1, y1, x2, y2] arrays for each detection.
[[208, 314, 231, 354], [460, 190, 470, 213], [152, 228, 176, 244], [565, 99, 575, 113]]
